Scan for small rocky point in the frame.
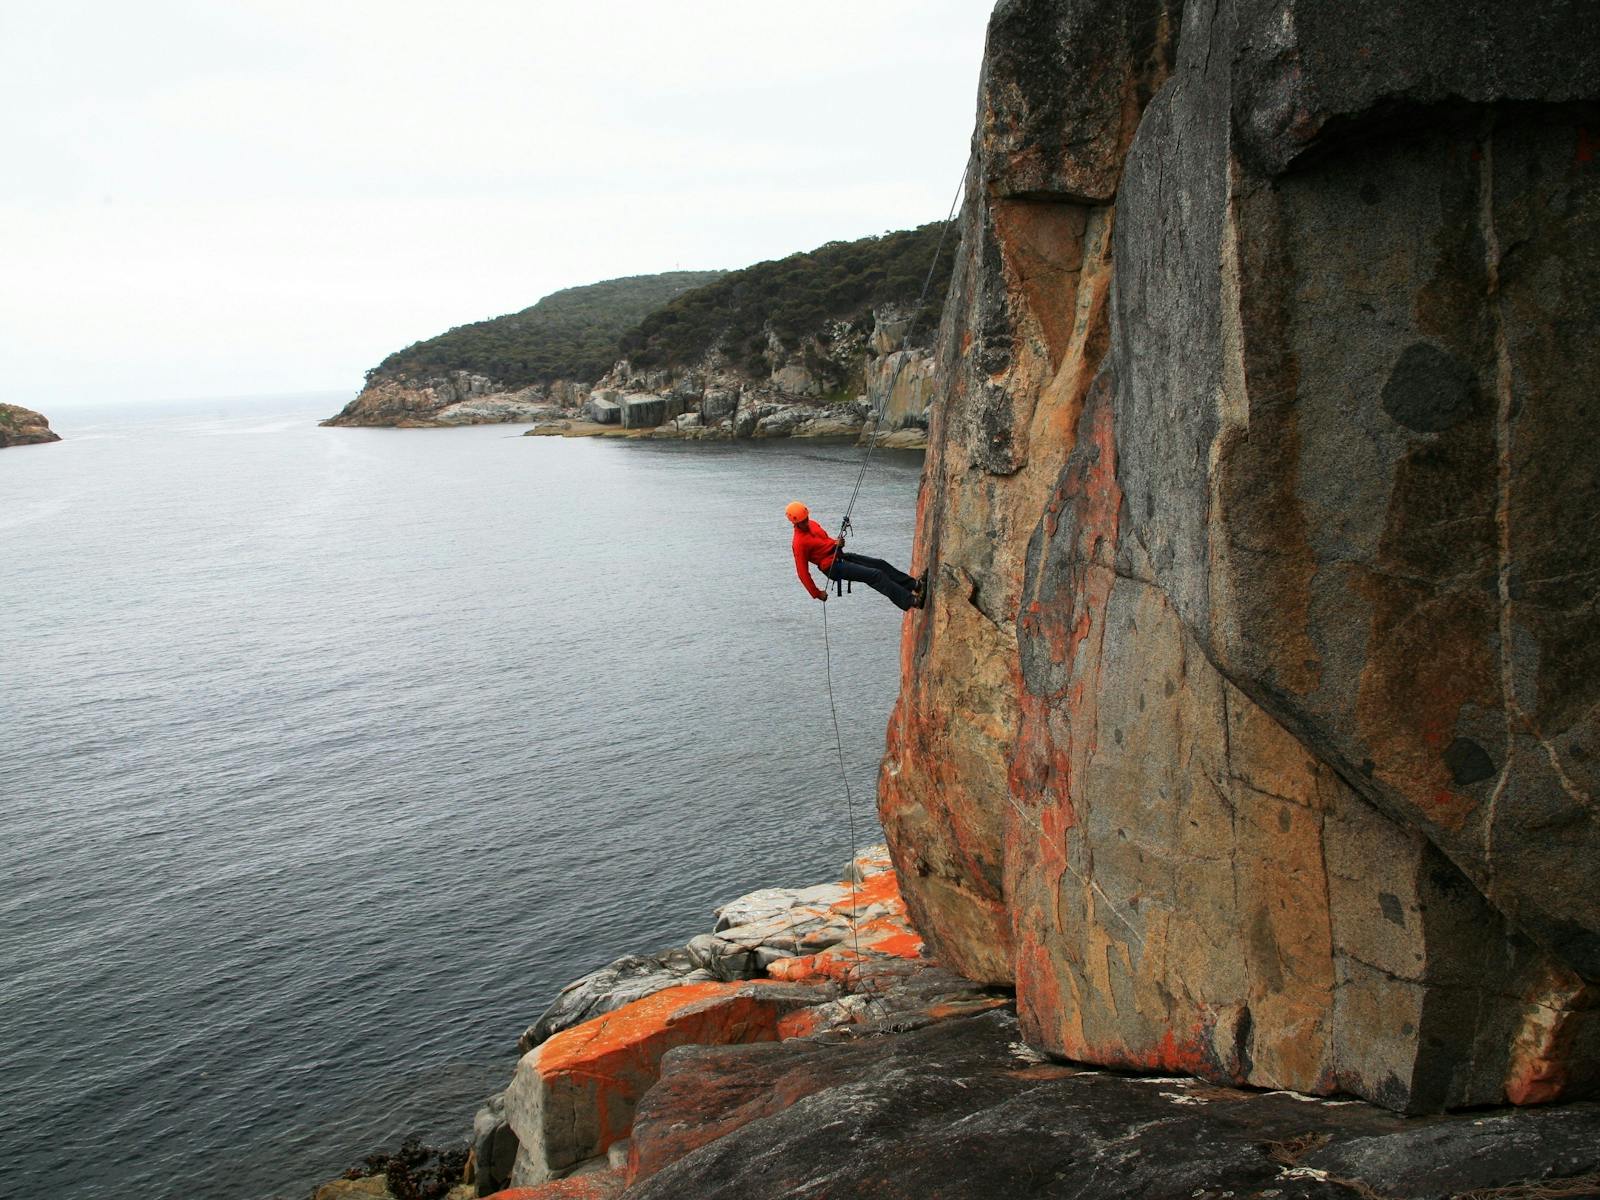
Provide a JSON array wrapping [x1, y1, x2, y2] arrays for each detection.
[[0, 403, 60, 448]]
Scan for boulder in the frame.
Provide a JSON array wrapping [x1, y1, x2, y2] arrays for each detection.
[[437, 394, 563, 424], [312, 1178, 391, 1200], [503, 981, 824, 1186], [546, 380, 589, 408], [322, 372, 558, 427], [753, 406, 832, 437], [584, 395, 621, 424], [881, 0, 1600, 1114], [471, 1092, 519, 1196], [769, 364, 820, 396], [314, 1176, 474, 1200], [792, 412, 864, 439], [699, 389, 737, 423], [684, 933, 758, 980], [518, 948, 717, 1054], [869, 310, 912, 355], [619, 395, 667, 429], [883, 0, 1172, 990], [732, 406, 763, 437], [713, 882, 849, 932]]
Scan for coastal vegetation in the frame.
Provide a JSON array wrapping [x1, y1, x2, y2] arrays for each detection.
[[369, 271, 724, 388], [363, 223, 956, 395], [617, 222, 956, 374]]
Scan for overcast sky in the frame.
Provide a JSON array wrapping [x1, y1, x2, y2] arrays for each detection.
[[1, 1, 992, 407]]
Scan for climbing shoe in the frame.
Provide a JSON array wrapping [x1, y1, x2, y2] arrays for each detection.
[[912, 572, 928, 608]]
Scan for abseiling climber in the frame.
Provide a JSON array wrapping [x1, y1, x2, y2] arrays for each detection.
[[786, 501, 925, 611]]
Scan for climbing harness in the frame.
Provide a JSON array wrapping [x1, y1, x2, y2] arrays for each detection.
[[817, 168, 967, 1002], [828, 516, 854, 598]]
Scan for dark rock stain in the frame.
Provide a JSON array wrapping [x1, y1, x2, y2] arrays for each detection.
[[1443, 736, 1496, 786], [1380, 341, 1480, 433]]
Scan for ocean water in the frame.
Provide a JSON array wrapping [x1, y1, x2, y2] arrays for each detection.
[[0, 395, 921, 1200]]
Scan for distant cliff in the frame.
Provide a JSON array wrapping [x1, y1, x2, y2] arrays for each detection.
[[323, 227, 955, 442], [323, 272, 721, 428], [0, 404, 61, 448], [883, 0, 1600, 1115]]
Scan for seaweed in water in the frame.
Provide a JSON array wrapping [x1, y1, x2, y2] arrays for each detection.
[[340, 1134, 469, 1200]]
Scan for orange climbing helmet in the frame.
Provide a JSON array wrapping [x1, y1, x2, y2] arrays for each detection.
[[785, 501, 809, 524]]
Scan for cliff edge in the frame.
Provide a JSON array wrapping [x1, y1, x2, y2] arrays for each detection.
[[883, 0, 1600, 1114]]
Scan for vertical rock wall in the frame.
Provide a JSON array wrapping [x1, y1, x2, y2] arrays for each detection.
[[881, 0, 1182, 986], [883, 0, 1600, 1112]]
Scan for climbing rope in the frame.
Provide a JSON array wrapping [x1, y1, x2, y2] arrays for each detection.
[[818, 166, 968, 1003], [838, 170, 968, 531], [820, 598, 871, 996]]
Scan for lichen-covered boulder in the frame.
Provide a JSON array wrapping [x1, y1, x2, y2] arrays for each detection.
[[503, 981, 823, 1186], [517, 949, 719, 1054]]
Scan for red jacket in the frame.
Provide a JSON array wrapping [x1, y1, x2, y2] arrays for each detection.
[[791, 518, 839, 600]]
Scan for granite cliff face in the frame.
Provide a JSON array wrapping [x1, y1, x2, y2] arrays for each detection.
[[0, 403, 61, 448], [583, 310, 935, 444], [882, 0, 1600, 1114]]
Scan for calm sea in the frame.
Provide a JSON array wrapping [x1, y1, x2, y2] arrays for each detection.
[[0, 394, 920, 1200]]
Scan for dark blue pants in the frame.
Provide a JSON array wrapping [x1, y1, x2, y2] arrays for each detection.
[[828, 551, 917, 610]]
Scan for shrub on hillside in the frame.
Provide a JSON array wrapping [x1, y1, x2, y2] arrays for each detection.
[[617, 222, 955, 373]]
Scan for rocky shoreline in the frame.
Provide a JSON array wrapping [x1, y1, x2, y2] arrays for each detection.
[[321, 312, 935, 450], [0, 403, 61, 448], [313, 849, 1600, 1200]]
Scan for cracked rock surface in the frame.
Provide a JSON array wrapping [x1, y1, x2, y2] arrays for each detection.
[[881, 0, 1600, 1113], [622, 1008, 1600, 1200]]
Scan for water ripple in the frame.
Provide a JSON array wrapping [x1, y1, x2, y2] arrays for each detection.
[[0, 400, 918, 1200]]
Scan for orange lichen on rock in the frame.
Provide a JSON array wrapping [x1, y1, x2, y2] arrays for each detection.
[[768, 862, 926, 988], [482, 1171, 624, 1200], [1055, 1023, 1219, 1082], [767, 955, 822, 983], [775, 1005, 832, 1040], [830, 866, 902, 914], [503, 981, 821, 1186]]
